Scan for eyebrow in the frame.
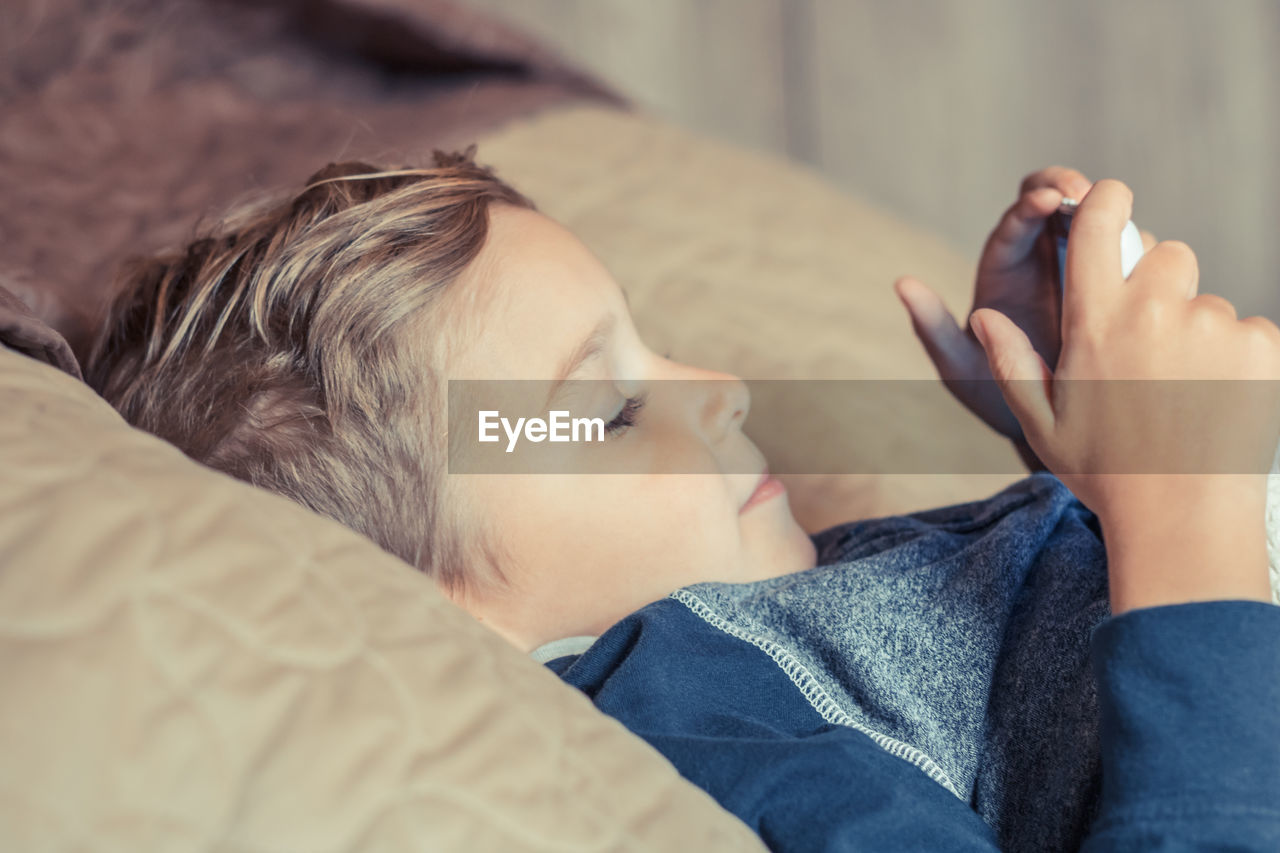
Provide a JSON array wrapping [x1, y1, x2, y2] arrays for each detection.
[[546, 313, 615, 407], [545, 289, 629, 407]]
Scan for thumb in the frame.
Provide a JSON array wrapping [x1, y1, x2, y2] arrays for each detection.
[[893, 276, 980, 375], [969, 308, 1056, 447]]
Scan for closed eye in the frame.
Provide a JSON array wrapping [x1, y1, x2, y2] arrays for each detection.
[[605, 391, 647, 437]]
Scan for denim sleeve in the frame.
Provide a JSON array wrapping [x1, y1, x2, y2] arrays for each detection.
[[1080, 599, 1280, 851]]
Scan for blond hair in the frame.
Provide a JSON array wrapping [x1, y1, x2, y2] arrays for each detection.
[[84, 146, 537, 597]]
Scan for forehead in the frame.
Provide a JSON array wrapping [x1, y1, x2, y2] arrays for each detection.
[[444, 204, 621, 381]]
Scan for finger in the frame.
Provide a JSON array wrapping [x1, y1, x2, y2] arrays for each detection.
[[1240, 314, 1280, 353], [1020, 166, 1093, 202], [1139, 228, 1157, 253], [1191, 291, 1237, 321], [1134, 239, 1200, 302], [893, 276, 983, 374], [1064, 178, 1132, 331], [987, 186, 1062, 260], [970, 307, 1056, 447]]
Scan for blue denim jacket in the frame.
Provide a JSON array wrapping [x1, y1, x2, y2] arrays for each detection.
[[543, 472, 1280, 851]]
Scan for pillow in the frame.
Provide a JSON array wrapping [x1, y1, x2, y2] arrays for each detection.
[[0, 345, 767, 851]]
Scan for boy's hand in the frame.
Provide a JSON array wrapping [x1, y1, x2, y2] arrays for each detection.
[[968, 178, 1280, 612], [894, 166, 1155, 446]]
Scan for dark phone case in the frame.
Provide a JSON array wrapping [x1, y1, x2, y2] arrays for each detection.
[[1049, 201, 1078, 294]]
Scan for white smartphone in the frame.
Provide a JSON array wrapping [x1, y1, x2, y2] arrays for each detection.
[[1049, 197, 1146, 292]]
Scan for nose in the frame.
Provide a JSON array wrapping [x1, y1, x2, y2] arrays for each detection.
[[700, 370, 749, 441]]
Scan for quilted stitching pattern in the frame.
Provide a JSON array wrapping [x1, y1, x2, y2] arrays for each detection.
[[0, 346, 766, 850]]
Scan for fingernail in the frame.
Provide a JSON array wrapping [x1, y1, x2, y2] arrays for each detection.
[[894, 280, 912, 307], [970, 314, 988, 348]]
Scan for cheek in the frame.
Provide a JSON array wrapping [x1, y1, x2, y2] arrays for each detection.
[[619, 475, 741, 565], [473, 466, 743, 585], [574, 471, 734, 548]]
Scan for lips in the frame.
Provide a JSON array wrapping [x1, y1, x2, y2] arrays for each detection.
[[740, 466, 785, 514], [749, 468, 769, 500]]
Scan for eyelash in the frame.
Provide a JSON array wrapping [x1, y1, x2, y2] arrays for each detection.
[[605, 390, 648, 437], [602, 350, 670, 438]]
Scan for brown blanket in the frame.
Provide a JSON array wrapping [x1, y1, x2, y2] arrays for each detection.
[[0, 0, 628, 363], [0, 281, 82, 380]]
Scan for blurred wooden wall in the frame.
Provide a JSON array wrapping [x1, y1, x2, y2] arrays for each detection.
[[459, 0, 1279, 321]]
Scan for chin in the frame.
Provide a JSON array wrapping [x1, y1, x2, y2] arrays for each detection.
[[778, 504, 819, 572], [741, 499, 819, 579], [759, 524, 819, 579], [794, 529, 819, 572]]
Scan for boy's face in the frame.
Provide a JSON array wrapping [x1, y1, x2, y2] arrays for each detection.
[[440, 204, 817, 651]]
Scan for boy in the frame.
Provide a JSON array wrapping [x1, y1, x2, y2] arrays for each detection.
[[85, 152, 1280, 851]]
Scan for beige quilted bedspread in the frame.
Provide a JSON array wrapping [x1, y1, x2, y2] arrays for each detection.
[[0, 350, 769, 850]]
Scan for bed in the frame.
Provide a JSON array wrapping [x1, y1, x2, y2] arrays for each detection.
[[2, 0, 1277, 848]]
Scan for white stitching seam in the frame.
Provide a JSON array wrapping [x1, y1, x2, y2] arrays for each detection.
[[668, 588, 966, 801]]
